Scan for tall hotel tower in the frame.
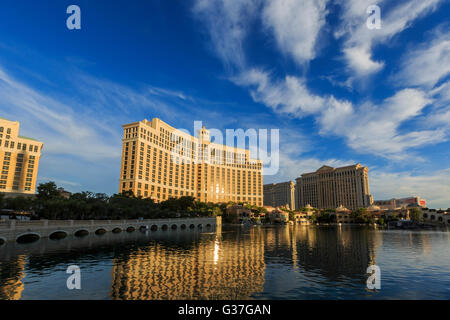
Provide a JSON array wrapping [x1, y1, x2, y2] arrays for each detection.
[[0, 118, 44, 195], [119, 118, 263, 205], [295, 164, 373, 210]]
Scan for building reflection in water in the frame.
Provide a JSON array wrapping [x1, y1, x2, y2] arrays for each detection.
[[262, 226, 382, 283], [0, 226, 441, 300], [110, 227, 266, 300], [0, 255, 26, 300]]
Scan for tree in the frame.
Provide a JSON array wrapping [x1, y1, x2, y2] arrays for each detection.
[[409, 208, 422, 222], [350, 208, 370, 223], [36, 182, 60, 201], [0, 193, 5, 209], [289, 211, 295, 221]]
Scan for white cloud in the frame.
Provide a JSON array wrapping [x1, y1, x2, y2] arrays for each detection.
[[235, 69, 447, 158], [193, 0, 261, 70], [319, 88, 447, 158], [232, 68, 327, 116], [342, 46, 384, 75], [0, 67, 121, 161], [337, 0, 442, 77], [371, 169, 450, 209], [262, 0, 328, 64], [193, 0, 329, 68], [394, 30, 450, 88]]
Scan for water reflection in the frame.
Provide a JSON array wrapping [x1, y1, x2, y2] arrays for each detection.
[[0, 225, 449, 300], [110, 228, 265, 300]]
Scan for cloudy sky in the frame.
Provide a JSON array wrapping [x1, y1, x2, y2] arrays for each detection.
[[0, 0, 449, 208]]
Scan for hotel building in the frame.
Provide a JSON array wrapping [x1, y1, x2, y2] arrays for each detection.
[[295, 164, 373, 210], [119, 118, 263, 205], [0, 118, 44, 196], [263, 181, 295, 210]]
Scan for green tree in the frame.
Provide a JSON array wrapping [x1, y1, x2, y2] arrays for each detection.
[[36, 182, 60, 201], [409, 208, 422, 222], [0, 193, 5, 209]]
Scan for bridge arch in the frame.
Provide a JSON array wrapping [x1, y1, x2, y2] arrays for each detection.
[[0, 236, 6, 246], [112, 227, 122, 234], [49, 230, 68, 240], [180, 224, 186, 230], [438, 217, 443, 222], [171, 224, 177, 230], [161, 224, 168, 231], [74, 229, 89, 237], [139, 225, 148, 232], [16, 232, 40, 244], [126, 226, 136, 233], [95, 228, 106, 235], [431, 215, 436, 220], [189, 224, 195, 229], [150, 225, 158, 231], [206, 224, 212, 228], [197, 224, 203, 229]]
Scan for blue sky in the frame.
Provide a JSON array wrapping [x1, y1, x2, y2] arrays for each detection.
[[0, 0, 448, 208]]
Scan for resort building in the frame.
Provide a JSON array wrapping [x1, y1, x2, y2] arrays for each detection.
[[421, 208, 450, 226], [0, 118, 44, 196], [295, 164, 373, 210], [119, 118, 263, 205], [374, 196, 427, 209], [263, 181, 295, 210]]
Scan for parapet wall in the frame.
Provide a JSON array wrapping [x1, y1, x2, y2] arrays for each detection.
[[0, 216, 222, 243]]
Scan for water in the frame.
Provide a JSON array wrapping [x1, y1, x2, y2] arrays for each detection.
[[0, 225, 449, 300]]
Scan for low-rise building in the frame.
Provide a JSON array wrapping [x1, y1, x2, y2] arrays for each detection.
[[374, 196, 427, 209], [225, 204, 253, 224], [293, 212, 310, 225], [421, 208, 450, 226], [57, 187, 72, 199], [264, 206, 289, 224]]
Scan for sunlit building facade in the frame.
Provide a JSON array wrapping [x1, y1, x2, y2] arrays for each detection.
[[0, 118, 44, 195], [263, 181, 295, 210], [295, 164, 373, 210], [119, 118, 263, 205]]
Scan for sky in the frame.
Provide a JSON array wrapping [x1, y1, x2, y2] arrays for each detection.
[[0, 0, 448, 208]]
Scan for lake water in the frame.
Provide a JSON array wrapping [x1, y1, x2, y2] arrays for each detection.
[[0, 225, 449, 300]]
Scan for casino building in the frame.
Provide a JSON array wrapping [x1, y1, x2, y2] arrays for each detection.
[[295, 164, 373, 210], [119, 118, 263, 205]]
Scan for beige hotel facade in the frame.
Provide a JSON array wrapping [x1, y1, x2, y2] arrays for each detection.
[[263, 181, 295, 210], [295, 164, 373, 210], [119, 118, 263, 206], [0, 118, 44, 196]]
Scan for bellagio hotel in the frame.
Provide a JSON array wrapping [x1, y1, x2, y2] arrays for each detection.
[[119, 118, 263, 206], [0, 118, 44, 195]]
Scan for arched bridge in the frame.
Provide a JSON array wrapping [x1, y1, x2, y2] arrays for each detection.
[[0, 216, 221, 244]]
